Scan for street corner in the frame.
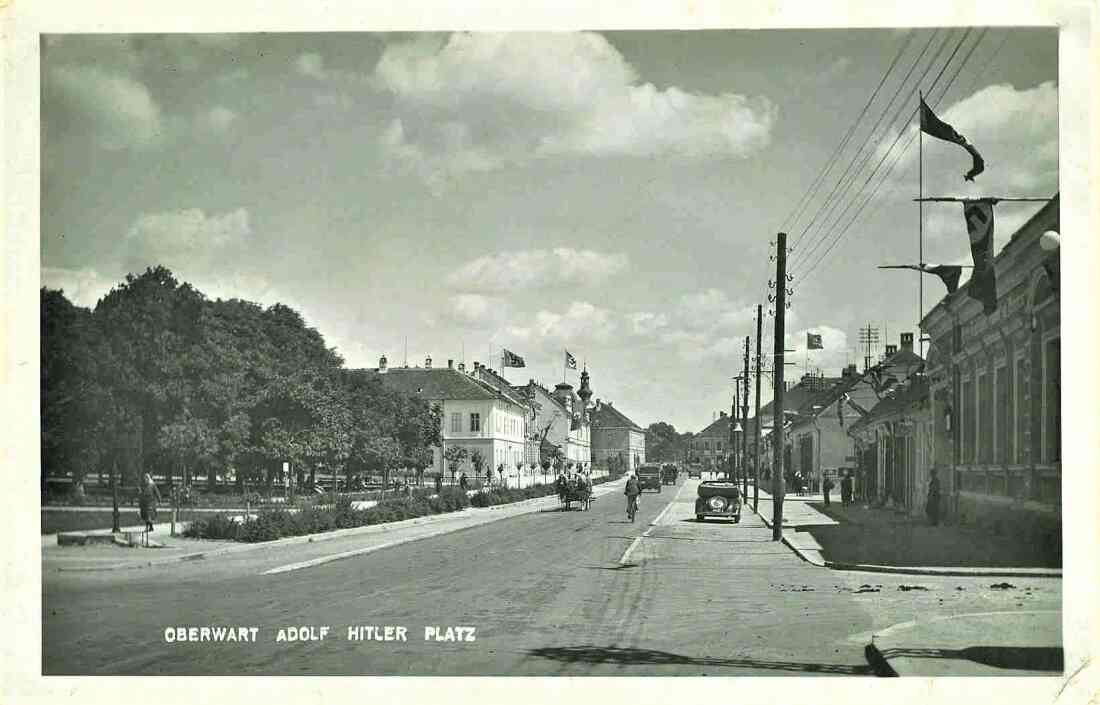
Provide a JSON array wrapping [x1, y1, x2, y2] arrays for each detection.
[[866, 610, 1063, 677]]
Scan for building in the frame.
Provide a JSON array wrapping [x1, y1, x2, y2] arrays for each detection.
[[846, 375, 932, 512], [365, 356, 529, 482], [920, 195, 1060, 551], [516, 370, 593, 470], [590, 398, 646, 472], [687, 413, 732, 473]]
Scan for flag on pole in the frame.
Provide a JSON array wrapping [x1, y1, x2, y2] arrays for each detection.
[[807, 333, 824, 350], [501, 349, 526, 368], [963, 199, 998, 314], [564, 350, 578, 370], [919, 98, 985, 181], [879, 264, 964, 294]]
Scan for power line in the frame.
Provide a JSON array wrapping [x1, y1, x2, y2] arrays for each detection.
[[795, 29, 988, 287], [790, 28, 972, 278]]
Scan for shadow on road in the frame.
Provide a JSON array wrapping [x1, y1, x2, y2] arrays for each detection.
[[876, 646, 1063, 672], [527, 645, 874, 675]]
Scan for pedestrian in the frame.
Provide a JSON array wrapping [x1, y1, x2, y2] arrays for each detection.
[[435, 474, 443, 494], [841, 470, 853, 507], [139, 473, 161, 532], [459, 472, 469, 491], [822, 473, 834, 506], [926, 468, 942, 525]]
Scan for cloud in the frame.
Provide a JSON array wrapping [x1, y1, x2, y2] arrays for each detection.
[[123, 208, 252, 270], [507, 301, 617, 343], [41, 267, 120, 309], [296, 52, 327, 80], [201, 105, 239, 134], [449, 293, 498, 324], [786, 325, 853, 372], [446, 248, 629, 292], [374, 32, 776, 181], [47, 65, 163, 150]]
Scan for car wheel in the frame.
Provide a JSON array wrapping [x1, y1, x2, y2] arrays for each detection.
[[734, 514, 741, 523], [696, 515, 704, 522]]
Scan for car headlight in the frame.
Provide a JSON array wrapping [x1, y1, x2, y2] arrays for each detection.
[[707, 496, 726, 510]]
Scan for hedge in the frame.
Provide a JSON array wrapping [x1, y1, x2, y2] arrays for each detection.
[[184, 475, 618, 542]]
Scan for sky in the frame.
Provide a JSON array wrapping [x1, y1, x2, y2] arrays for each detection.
[[40, 28, 1058, 433]]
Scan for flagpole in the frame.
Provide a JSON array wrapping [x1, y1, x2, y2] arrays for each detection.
[[918, 91, 924, 360]]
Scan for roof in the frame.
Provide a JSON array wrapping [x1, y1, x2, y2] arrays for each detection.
[[848, 376, 930, 434], [785, 375, 864, 430], [758, 376, 842, 420], [471, 366, 529, 407], [361, 367, 520, 405], [591, 401, 643, 432]]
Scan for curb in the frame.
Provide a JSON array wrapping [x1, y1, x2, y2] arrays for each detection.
[[54, 480, 627, 572], [863, 642, 899, 677], [747, 498, 1061, 579]]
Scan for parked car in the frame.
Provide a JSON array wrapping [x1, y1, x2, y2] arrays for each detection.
[[661, 464, 678, 485], [695, 481, 741, 523], [636, 464, 663, 493], [686, 464, 702, 479]]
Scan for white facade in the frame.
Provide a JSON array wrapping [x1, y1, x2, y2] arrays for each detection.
[[436, 398, 528, 478]]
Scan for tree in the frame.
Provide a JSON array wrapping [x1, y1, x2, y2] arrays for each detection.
[[444, 446, 468, 485], [469, 449, 486, 482]]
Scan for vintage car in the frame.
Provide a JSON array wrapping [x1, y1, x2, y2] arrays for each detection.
[[686, 464, 702, 479], [695, 481, 741, 523], [661, 464, 678, 485], [636, 464, 663, 493]]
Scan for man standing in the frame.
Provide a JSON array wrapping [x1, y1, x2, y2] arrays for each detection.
[[841, 470, 853, 507], [822, 473, 834, 506], [624, 471, 641, 521], [926, 468, 942, 525]]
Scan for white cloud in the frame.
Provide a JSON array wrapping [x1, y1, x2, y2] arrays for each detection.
[[450, 293, 497, 324], [48, 66, 163, 150], [296, 52, 327, 80], [374, 32, 776, 180], [41, 267, 119, 309], [507, 301, 616, 343], [447, 248, 629, 292], [628, 311, 669, 336], [202, 105, 239, 133], [124, 208, 251, 270], [786, 325, 853, 372]]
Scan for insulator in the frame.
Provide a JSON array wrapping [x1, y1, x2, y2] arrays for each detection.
[[767, 294, 775, 303], [786, 274, 794, 282]]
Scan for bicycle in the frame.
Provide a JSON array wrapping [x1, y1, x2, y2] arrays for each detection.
[[626, 494, 638, 522]]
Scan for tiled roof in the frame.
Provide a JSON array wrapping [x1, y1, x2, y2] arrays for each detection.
[[591, 402, 643, 432], [758, 376, 842, 419], [847, 376, 930, 434], [361, 367, 504, 402]]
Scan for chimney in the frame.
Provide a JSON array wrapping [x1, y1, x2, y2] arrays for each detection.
[[842, 363, 857, 378], [378, 355, 388, 374], [447, 359, 454, 369], [458, 362, 466, 373], [720, 411, 728, 418], [900, 332, 914, 352], [425, 355, 432, 369], [885, 344, 898, 356]]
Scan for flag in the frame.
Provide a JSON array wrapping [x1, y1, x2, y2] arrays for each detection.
[[963, 199, 998, 314], [501, 349, 526, 368], [564, 350, 577, 370], [807, 332, 823, 350], [919, 97, 985, 181], [879, 264, 963, 294]]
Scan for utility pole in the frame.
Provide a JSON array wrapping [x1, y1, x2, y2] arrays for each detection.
[[753, 304, 763, 513], [771, 232, 788, 542], [742, 335, 750, 501], [730, 379, 739, 482], [859, 324, 880, 372]]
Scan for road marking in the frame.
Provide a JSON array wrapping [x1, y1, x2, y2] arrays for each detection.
[[618, 480, 691, 565]]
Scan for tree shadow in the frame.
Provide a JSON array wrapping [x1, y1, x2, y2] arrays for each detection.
[[877, 646, 1063, 672], [527, 644, 873, 675]]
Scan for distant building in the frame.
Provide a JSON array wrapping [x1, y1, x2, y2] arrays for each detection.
[[920, 195, 1060, 550], [517, 370, 592, 470], [364, 356, 528, 482], [590, 398, 646, 472], [686, 412, 732, 473]]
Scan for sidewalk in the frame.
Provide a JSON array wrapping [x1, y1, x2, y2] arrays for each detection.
[[44, 477, 628, 572], [749, 488, 1061, 578], [866, 610, 1063, 676]]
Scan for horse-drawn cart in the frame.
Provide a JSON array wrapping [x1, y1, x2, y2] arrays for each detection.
[[555, 476, 592, 511]]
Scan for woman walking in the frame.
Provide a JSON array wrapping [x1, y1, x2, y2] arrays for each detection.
[[139, 473, 162, 532]]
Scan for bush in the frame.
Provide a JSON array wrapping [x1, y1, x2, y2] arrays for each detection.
[[183, 513, 240, 540]]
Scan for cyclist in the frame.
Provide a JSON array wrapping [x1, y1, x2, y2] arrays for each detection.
[[624, 471, 641, 521]]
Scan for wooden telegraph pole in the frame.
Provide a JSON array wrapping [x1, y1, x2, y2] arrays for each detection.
[[730, 379, 739, 482], [771, 233, 788, 542], [742, 335, 750, 501], [753, 304, 763, 513]]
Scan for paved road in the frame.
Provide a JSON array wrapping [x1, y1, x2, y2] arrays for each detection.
[[43, 478, 1060, 675]]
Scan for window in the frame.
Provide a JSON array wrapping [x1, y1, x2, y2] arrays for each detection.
[[962, 378, 975, 464], [979, 373, 993, 464], [470, 413, 481, 432], [1015, 355, 1028, 464], [1044, 337, 1060, 463], [451, 413, 461, 433], [995, 365, 1009, 464]]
